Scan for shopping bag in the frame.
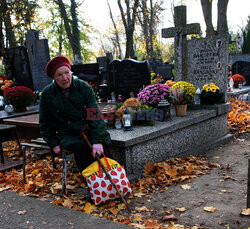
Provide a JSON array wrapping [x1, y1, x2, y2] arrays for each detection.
[[82, 155, 132, 205]]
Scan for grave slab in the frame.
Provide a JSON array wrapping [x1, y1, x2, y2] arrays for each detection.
[[108, 103, 233, 177]]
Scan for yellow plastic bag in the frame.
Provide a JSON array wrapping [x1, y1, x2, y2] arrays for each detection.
[[82, 157, 121, 178]]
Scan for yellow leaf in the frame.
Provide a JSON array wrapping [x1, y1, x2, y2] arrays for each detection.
[[240, 208, 250, 216], [32, 169, 39, 175], [84, 202, 97, 214], [181, 184, 191, 190], [176, 207, 187, 212], [203, 206, 217, 212]]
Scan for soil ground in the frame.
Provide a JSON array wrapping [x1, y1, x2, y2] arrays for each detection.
[[126, 133, 250, 228]]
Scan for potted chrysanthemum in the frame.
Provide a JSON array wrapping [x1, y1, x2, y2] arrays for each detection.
[[137, 83, 170, 107], [3, 86, 35, 112], [200, 83, 223, 105]]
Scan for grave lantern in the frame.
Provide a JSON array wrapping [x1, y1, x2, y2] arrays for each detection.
[[122, 108, 133, 131], [157, 99, 171, 121]]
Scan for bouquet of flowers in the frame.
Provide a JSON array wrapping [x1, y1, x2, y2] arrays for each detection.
[[3, 86, 35, 110], [231, 74, 245, 87], [200, 83, 223, 105], [137, 83, 170, 107], [150, 72, 164, 85], [170, 81, 196, 105]]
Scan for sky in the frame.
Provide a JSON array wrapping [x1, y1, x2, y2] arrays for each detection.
[[81, 0, 249, 36]]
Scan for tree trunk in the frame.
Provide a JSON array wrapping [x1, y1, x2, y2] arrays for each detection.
[[200, 0, 215, 36], [55, 0, 77, 58], [2, 0, 16, 47], [148, 0, 154, 62], [70, 0, 81, 59], [0, 17, 4, 57], [107, 0, 123, 59], [217, 0, 229, 35], [118, 0, 139, 59], [140, 0, 150, 60]]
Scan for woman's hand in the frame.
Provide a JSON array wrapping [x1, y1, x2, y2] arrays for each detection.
[[92, 144, 103, 158], [53, 145, 61, 154]]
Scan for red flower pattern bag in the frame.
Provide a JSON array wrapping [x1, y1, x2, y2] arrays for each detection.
[[85, 155, 132, 205]]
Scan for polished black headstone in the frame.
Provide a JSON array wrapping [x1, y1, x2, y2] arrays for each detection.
[[71, 63, 100, 85], [155, 63, 174, 81], [108, 59, 151, 100]]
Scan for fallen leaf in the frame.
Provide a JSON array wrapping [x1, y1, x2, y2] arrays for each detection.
[[136, 206, 149, 212], [134, 192, 146, 197], [145, 220, 159, 228], [108, 207, 119, 215], [162, 214, 177, 221], [181, 184, 191, 190], [84, 202, 97, 214], [213, 156, 220, 159], [203, 206, 217, 213], [18, 210, 26, 215], [240, 208, 250, 216], [176, 207, 187, 212], [221, 189, 233, 193], [62, 199, 74, 209], [130, 223, 145, 229]]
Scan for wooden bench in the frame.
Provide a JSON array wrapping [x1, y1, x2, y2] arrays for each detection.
[[21, 138, 72, 195]]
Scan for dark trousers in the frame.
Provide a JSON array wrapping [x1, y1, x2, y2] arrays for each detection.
[[68, 143, 96, 172]]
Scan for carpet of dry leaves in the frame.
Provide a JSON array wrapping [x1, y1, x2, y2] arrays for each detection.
[[0, 98, 249, 229]]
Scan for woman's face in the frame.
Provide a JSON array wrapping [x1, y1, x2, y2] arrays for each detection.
[[53, 66, 72, 89]]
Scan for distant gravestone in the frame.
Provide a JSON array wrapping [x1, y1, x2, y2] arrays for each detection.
[[71, 63, 100, 85], [108, 59, 151, 100], [162, 5, 200, 81], [3, 46, 33, 89], [25, 30, 52, 92], [186, 35, 229, 101], [232, 61, 250, 85], [155, 63, 174, 81]]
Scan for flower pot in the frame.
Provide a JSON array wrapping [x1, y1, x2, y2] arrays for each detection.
[[175, 104, 187, 117]]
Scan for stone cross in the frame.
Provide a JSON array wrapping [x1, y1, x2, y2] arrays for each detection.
[[162, 5, 200, 81]]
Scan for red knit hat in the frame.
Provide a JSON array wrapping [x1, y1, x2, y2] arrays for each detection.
[[45, 56, 71, 78]]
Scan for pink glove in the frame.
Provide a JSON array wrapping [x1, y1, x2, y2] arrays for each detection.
[[53, 145, 61, 155], [92, 144, 103, 158]]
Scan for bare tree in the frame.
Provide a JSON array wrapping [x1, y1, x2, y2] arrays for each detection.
[[200, 0, 229, 36], [107, 0, 123, 59], [118, 0, 139, 59], [138, 0, 164, 61]]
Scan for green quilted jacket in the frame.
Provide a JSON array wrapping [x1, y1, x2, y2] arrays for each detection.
[[39, 76, 111, 149]]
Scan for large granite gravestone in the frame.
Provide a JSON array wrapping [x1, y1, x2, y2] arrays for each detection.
[[186, 35, 229, 101], [162, 5, 200, 81], [3, 46, 33, 89], [71, 63, 100, 85], [232, 61, 250, 85], [108, 59, 151, 100], [25, 30, 52, 92]]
